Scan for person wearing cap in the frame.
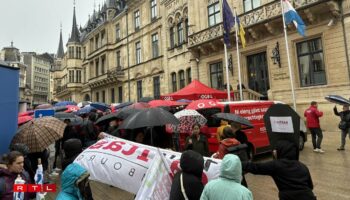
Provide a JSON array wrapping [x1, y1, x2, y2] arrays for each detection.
[[242, 140, 316, 200]]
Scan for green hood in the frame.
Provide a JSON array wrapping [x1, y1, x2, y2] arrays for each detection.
[[220, 154, 242, 183]]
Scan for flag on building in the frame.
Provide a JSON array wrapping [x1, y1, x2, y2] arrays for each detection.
[[282, 0, 306, 36], [236, 17, 246, 48], [223, 0, 235, 46]]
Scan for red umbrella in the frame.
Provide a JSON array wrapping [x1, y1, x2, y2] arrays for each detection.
[[148, 100, 184, 108], [18, 115, 33, 125], [18, 111, 34, 117], [186, 99, 220, 110], [64, 105, 80, 113], [128, 102, 151, 109]]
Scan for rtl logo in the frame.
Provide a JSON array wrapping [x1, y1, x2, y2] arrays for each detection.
[[13, 184, 56, 193]]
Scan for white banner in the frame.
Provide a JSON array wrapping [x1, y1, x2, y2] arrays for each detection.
[[75, 134, 221, 198]]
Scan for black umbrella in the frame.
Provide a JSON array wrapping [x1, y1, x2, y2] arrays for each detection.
[[139, 97, 154, 103], [263, 104, 300, 153], [115, 102, 133, 109], [213, 113, 253, 128], [115, 108, 141, 120], [325, 95, 350, 105], [54, 112, 83, 126], [119, 107, 180, 130]]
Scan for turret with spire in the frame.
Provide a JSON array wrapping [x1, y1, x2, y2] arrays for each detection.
[[57, 24, 64, 59], [68, 3, 80, 43]]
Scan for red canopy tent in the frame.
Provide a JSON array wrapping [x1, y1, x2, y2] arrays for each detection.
[[161, 80, 233, 101]]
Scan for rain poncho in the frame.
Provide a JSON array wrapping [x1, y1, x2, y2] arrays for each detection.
[[200, 154, 253, 200], [56, 163, 87, 200]]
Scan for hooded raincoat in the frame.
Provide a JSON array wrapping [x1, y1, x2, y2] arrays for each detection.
[[56, 163, 87, 200], [243, 140, 316, 200], [200, 154, 253, 200], [169, 150, 204, 200]]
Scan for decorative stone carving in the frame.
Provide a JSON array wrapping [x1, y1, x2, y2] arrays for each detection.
[[188, 0, 326, 48], [248, 28, 259, 40], [304, 9, 315, 24]]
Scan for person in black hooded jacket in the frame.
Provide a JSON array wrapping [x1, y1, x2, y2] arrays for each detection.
[[62, 138, 83, 171], [169, 150, 204, 200], [242, 140, 316, 200]]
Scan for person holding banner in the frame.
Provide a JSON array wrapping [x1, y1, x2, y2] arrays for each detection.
[[200, 154, 252, 200], [170, 150, 205, 200], [304, 101, 324, 153], [0, 151, 34, 200], [185, 124, 209, 157], [242, 140, 316, 200]]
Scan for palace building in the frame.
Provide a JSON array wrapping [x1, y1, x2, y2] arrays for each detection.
[[53, 0, 350, 131]]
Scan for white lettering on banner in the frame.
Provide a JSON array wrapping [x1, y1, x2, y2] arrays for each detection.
[[163, 96, 173, 100], [76, 134, 222, 199], [233, 106, 269, 122], [199, 94, 213, 99], [270, 116, 294, 133]]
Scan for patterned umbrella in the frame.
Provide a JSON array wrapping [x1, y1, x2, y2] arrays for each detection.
[[170, 109, 207, 133], [11, 117, 66, 153]]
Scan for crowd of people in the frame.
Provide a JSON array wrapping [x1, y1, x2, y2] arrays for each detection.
[[5, 99, 350, 199]]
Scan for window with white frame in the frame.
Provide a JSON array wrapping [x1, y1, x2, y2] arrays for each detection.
[[134, 10, 140, 30], [152, 33, 159, 58], [243, 0, 260, 12], [208, 2, 221, 27], [151, 0, 157, 20]]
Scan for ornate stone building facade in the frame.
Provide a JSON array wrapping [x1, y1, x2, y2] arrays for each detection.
[[53, 0, 350, 131]]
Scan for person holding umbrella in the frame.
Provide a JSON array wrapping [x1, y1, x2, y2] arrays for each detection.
[[242, 140, 316, 200], [333, 105, 350, 151], [185, 124, 209, 157]]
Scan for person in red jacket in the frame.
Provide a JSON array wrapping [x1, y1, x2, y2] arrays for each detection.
[[304, 101, 325, 153]]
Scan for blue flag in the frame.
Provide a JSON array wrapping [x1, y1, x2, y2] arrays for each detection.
[[223, 0, 235, 46]]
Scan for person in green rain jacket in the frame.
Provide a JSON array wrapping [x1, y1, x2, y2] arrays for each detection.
[[200, 154, 253, 200]]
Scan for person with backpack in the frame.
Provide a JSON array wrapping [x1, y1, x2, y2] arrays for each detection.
[[213, 126, 248, 187], [0, 151, 35, 200], [170, 150, 204, 200], [334, 105, 350, 150]]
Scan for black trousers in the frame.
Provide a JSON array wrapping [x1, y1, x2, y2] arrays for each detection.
[[309, 128, 323, 149]]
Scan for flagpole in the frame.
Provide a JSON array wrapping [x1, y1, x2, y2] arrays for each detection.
[[281, 0, 297, 110], [221, 0, 231, 102], [224, 43, 231, 101], [233, 8, 243, 101]]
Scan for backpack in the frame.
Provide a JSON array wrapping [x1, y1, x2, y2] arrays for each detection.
[[227, 143, 249, 162]]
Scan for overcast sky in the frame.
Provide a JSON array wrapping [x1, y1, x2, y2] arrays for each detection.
[[0, 0, 105, 54]]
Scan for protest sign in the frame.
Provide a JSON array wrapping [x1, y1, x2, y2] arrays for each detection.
[[75, 134, 221, 197]]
